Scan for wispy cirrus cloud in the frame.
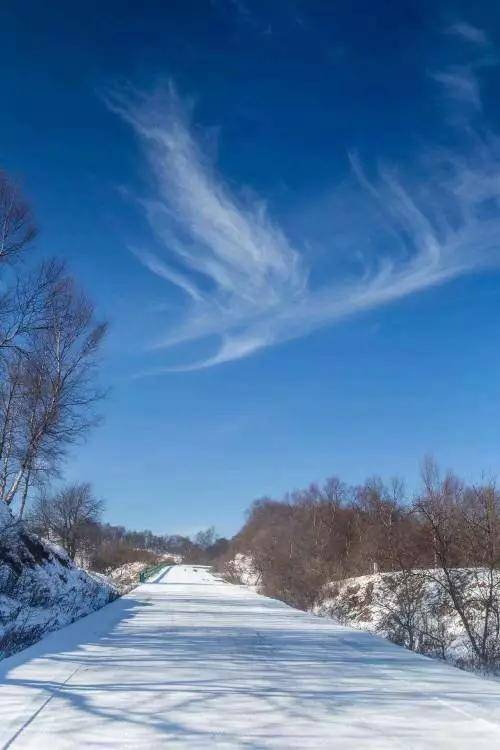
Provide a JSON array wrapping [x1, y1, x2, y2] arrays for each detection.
[[432, 66, 482, 110], [434, 23, 494, 111], [446, 21, 490, 47], [106, 24, 500, 372]]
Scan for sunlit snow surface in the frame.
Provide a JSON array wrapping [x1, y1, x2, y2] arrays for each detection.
[[2, 564, 500, 748]]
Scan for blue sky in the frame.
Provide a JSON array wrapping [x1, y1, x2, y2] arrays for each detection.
[[2, 0, 500, 537]]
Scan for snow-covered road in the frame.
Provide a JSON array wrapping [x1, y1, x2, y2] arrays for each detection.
[[2, 564, 500, 748]]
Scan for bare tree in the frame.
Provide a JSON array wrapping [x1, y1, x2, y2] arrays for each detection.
[[29, 483, 104, 560], [0, 265, 107, 514], [0, 173, 107, 515], [0, 171, 36, 263], [195, 527, 218, 550], [414, 459, 500, 668]]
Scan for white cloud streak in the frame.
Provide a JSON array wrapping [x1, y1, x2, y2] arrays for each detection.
[[107, 74, 500, 371], [446, 22, 489, 47], [432, 67, 483, 110], [434, 24, 493, 111]]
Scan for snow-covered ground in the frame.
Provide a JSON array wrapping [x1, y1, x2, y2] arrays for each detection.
[[314, 569, 500, 668], [106, 555, 183, 593], [2, 565, 500, 747], [222, 552, 261, 589], [0, 504, 117, 660], [106, 561, 152, 593]]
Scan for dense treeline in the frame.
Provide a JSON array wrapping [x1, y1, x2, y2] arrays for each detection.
[[225, 459, 500, 669], [87, 523, 229, 570], [84, 522, 229, 571], [228, 472, 423, 609]]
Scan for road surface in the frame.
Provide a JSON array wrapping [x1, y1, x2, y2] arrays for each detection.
[[2, 564, 500, 748]]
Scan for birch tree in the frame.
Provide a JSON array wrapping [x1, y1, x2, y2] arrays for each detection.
[[0, 171, 107, 514]]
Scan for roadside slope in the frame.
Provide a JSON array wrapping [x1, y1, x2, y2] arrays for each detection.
[[0, 503, 117, 659], [2, 564, 500, 748]]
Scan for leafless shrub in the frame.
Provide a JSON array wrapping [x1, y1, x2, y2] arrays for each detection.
[[414, 458, 500, 669]]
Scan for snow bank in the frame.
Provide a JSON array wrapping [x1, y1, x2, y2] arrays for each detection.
[[107, 554, 181, 593], [0, 503, 118, 660], [222, 553, 261, 590], [314, 568, 500, 669], [107, 561, 151, 592], [165, 553, 183, 564]]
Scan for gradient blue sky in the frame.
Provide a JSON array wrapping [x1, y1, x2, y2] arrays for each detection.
[[2, 0, 500, 537]]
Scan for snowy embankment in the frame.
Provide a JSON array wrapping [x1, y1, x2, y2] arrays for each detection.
[[107, 554, 183, 593], [314, 568, 500, 669], [222, 552, 261, 589], [0, 502, 117, 659], [107, 561, 152, 593]]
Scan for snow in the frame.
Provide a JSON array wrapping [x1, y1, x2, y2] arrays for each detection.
[[222, 552, 261, 589], [0, 506, 117, 659], [0, 501, 14, 529], [314, 569, 500, 668], [2, 565, 500, 748], [106, 561, 151, 593], [106, 555, 184, 593], [162, 552, 183, 564]]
